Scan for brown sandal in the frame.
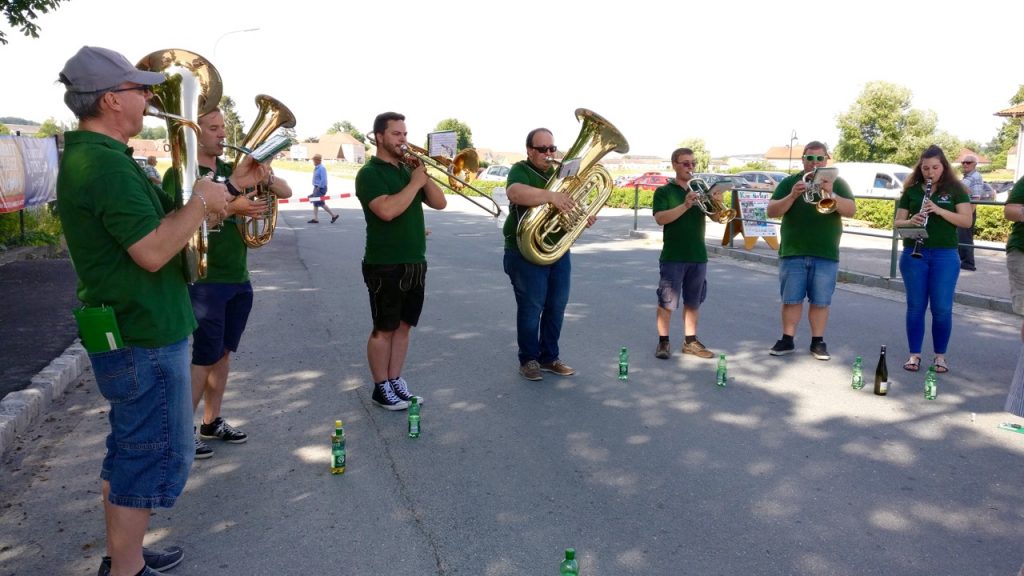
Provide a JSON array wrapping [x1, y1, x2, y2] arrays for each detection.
[[933, 357, 949, 373], [903, 356, 921, 372]]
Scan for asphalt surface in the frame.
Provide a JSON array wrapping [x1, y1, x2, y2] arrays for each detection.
[[1, 180, 1023, 575]]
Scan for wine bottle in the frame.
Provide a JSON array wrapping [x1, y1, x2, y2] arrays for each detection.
[[873, 345, 889, 396]]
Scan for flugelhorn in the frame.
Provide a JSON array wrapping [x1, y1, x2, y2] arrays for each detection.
[[688, 178, 735, 224], [222, 94, 296, 248], [910, 178, 934, 259], [802, 167, 839, 214], [137, 48, 222, 282], [516, 108, 630, 265]]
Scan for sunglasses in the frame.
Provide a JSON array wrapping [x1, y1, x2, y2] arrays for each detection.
[[962, 161, 975, 164], [109, 85, 151, 94], [803, 154, 827, 162], [675, 161, 696, 168], [530, 145, 557, 154]]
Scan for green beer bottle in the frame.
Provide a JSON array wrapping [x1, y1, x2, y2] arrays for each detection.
[[408, 397, 421, 438], [330, 420, 346, 475]]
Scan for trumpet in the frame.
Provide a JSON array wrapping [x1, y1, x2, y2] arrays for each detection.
[[398, 143, 502, 217], [910, 178, 934, 259], [802, 167, 838, 214], [688, 178, 735, 224]]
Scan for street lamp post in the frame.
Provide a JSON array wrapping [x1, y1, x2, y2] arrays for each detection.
[[788, 130, 798, 173]]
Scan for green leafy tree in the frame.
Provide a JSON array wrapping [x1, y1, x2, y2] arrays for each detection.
[[0, 123, 9, 135], [138, 125, 167, 140], [985, 85, 1024, 169], [835, 82, 935, 162], [219, 95, 245, 148], [34, 117, 63, 137], [0, 116, 36, 124], [1, 0, 68, 45], [677, 138, 710, 172], [432, 118, 473, 150]]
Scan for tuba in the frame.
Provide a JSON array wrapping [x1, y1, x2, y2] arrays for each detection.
[[225, 94, 296, 248], [801, 167, 839, 214], [136, 49, 222, 282], [688, 178, 736, 224], [516, 108, 629, 265]]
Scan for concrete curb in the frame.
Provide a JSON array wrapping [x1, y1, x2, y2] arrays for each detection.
[[0, 341, 87, 458], [628, 228, 1014, 315]]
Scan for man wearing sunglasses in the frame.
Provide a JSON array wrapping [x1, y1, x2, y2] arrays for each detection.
[[652, 148, 720, 360], [56, 46, 259, 576], [502, 128, 591, 381], [958, 154, 988, 271], [766, 141, 856, 360]]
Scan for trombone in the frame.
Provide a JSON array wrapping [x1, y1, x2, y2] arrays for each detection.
[[367, 135, 502, 217]]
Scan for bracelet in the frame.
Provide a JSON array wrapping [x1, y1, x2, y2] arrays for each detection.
[[193, 191, 208, 215], [225, 179, 242, 197]]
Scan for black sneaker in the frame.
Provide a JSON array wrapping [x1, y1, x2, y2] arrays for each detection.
[[199, 417, 248, 443], [194, 432, 213, 459], [98, 545, 184, 576], [390, 377, 423, 405], [810, 341, 830, 361], [654, 340, 670, 359], [770, 339, 795, 356], [371, 380, 410, 411]]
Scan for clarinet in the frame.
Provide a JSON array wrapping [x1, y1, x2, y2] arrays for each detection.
[[910, 178, 934, 259]]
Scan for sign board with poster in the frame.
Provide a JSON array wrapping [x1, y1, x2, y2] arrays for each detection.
[[0, 136, 59, 213], [727, 189, 779, 250]]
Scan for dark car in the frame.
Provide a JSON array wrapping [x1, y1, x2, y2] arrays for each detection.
[[734, 171, 789, 190]]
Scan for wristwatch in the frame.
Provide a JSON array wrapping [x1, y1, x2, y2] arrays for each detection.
[[224, 179, 242, 197]]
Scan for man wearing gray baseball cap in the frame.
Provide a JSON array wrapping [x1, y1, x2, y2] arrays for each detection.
[[56, 45, 265, 576]]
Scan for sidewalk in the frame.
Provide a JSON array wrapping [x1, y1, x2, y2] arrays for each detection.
[[624, 208, 1013, 313]]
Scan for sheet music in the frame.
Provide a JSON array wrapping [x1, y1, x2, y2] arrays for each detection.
[[428, 131, 458, 159]]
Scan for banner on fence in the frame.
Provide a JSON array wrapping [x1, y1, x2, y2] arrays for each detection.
[[736, 190, 777, 238], [0, 136, 59, 214]]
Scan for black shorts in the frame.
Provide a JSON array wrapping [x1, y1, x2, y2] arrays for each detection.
[[362, 262, 427, 332]]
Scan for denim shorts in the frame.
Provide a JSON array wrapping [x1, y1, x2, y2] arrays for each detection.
[[657, 261, 708, 310], [1008, 250, 1024, 315], [779, 256, 839, 306], [90, 338, 193, 508], [362, 262, 427, 332], [189, 281, 254, 366]]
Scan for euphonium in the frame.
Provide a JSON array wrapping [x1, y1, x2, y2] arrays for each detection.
[[136, 49, 222, 282], [516, 108, 629, 265], [228, 94, 296, 248], [688, 178, 736, 224], [801, 167, 839, 214]]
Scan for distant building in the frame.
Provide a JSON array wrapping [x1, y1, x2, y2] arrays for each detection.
[[953, 148, 991, 167], [289, 132, 366, 163]]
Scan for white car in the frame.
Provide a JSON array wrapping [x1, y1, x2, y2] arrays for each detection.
[[478, 165, 511, 182]]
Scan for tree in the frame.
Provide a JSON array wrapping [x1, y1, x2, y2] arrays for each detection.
[[219, 95, 245, 148], [432, 118, 473, 150], [0, 123, 9, 135], [835, 82, 933, 163], [1, 0, 68, 45], [34, 117, 63, 137], [677, 138, 710, 172], [327, 120, 366, 144], [985, 85, 1024, 169], [138, 125, 167, 140]]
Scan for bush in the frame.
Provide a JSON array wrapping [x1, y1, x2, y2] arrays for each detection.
[[0, 204, 63, 250], [854, 198, 896, 229], [976, 205, 1010, 242]]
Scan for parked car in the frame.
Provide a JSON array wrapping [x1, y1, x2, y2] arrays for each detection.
[[622, 173, 672, 191], [692, 173, 739, 187], [830, 162, 913, 199], [614, 175, 638, 187], [478, 164, 511, 182], [734, 171, 789, 190]]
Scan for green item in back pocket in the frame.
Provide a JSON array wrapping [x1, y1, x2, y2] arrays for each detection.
[[73, 305, 124, 353]]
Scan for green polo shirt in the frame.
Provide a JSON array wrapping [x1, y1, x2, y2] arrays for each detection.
[[771, 172, 854, 261], [355, 155, 426, 264], [163, 159, 249, 283], [57, 130, 196, 347], [502, 160, 556, 251], [652, 180, 707, 263], [1006, 179, 1024, 253], [897, 182, 970, 249]]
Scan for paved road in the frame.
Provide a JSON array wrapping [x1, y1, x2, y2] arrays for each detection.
[[1, 195, 1022, 575]]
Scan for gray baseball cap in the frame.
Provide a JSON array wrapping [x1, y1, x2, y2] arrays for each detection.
[[58, 46, 165, 93]]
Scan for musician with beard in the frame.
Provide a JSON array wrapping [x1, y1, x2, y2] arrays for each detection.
[[355, 112, 447, 410], [163, 107, 291, 459]]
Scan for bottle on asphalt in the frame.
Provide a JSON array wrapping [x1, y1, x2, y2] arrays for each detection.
[[851, 356, 864, 389], [873, 345, 889, 396], [560, 548, 578, 576], [618, 347, 629, 381], [331, 420, 346, 475], [716, 353, 727, 387], [408, 397, 421, 438], [924, 365, 937, 400]]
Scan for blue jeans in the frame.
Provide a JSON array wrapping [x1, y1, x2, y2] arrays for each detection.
[[778, 256, 839, 306], [90, 338, 193, 508], [503, 249, 571, 365], [899, 247, 960, 355]]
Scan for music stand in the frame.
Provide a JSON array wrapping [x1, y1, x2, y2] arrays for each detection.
[[895, 227, 928, 240]]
